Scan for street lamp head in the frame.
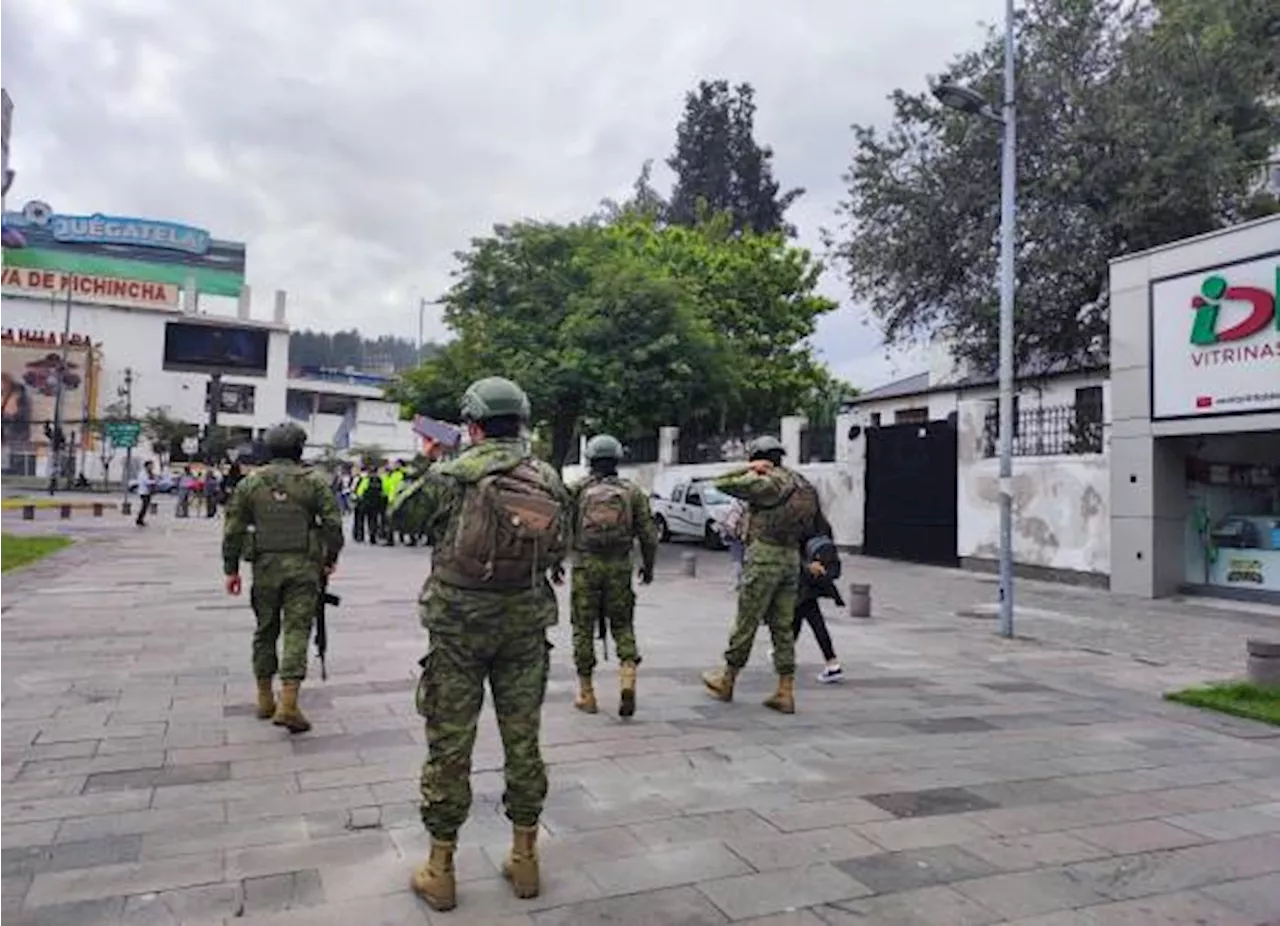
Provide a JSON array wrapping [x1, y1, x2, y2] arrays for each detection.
[[930, 81, 998, 120]]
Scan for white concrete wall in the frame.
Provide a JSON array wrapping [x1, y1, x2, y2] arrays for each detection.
[[956, 398, 1110, 576]]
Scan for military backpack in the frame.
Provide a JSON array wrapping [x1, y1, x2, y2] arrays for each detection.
[[435, 459, 566, 590], [577, 478, 634, 553]]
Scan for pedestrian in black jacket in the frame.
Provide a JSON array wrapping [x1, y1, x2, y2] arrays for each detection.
[[794, 533, 844, 683]]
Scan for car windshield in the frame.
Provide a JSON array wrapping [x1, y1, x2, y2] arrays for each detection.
[[699, 485, 730, 505]]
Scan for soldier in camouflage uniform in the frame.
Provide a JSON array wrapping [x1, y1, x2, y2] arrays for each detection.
[[702, 435, 822, 715], [390, 376, 569, 913], [568, 434, 658, 717], [222, 423, 344, 734]]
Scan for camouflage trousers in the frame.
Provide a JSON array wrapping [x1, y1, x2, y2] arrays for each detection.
[[250, 566, 319, 682], [570, 555, 640, 675], [417, 627, 551, 841], [723, 544, 799, 677]]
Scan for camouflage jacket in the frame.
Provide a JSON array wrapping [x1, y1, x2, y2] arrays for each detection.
[[222, 460, 344, 575]]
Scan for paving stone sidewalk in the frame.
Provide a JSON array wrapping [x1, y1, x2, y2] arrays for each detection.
[[3, 515, 1279, 925]]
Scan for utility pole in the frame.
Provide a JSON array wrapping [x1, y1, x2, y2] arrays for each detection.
[[46, 287, 74, 495], [206, 372, 222, 465], [418, 298, 427, 363], [120, 367, 134, 514]]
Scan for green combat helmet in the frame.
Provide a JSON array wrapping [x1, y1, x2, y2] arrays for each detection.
[[747, 435, 785, 458], [584, 434, 623, 462], [264, 422, 308, 460], [459, 376, 531, 423]]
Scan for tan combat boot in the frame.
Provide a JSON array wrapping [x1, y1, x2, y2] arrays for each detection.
[[573, 675, 598, 714], [272, 681, 311, 733], [254, 678, 276, 720], [701, 665, 738, 702], [619, 661, 637, 718], [410, 838, 457, 911], [502, 824, 540, 898], [763, 674, 796, 714]]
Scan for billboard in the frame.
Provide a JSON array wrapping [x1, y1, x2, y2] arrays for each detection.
[[1150, 253, 1279, 420], [1, 331, 98, 451], [1, 265, 180, 309], [163, 320, 270, 377], [1, 199, 245, 297]]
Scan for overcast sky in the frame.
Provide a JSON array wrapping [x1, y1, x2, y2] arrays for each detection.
[[1, 0, 998, 388]]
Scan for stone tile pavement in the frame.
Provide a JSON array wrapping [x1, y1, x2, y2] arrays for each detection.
[[3, 513, 1279, 924]]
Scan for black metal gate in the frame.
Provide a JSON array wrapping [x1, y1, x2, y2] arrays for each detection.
[[863, 420, 958, 566]]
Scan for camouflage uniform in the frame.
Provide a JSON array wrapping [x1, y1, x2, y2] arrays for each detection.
[[702, 451, 819, 713], [392, 438, 568, 842], [223, 453, 343, 732], [567, 472, 657, 715]]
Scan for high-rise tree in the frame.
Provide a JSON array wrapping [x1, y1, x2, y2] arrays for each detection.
[[666, 80, 803, 236]]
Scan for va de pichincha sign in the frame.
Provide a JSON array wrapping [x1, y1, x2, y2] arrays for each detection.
[[1151, 254, 1279, 420]]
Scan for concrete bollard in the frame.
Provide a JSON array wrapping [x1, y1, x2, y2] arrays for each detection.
[[121, 501, 132, 515], [681, 551, 698, 577], [93, 503, 104, 517], [1246, 639, 1280, 689], [847, 583, 872, 618], [59, 504, 72, 519], [150, 501, 158, 514], [21, 504, 35, 521]]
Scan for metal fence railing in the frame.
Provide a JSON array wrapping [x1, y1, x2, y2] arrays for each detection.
[[800, 424, 837, 463], [676, 421, 780, 465], [982, 402, 1105, 457]]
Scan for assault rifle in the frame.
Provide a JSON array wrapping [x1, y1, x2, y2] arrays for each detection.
[[598, 611, 609, 663], [315, 583, 340, 680]]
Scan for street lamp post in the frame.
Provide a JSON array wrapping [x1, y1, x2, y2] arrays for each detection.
[[932, 0, 1017, 639]]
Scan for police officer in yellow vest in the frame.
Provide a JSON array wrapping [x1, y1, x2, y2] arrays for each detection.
[[381, 462, 406, 545]]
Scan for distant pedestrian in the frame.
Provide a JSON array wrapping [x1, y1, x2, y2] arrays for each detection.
[[176, 465, 196, 517], [136, 461, 156, 527], [204, 466, 222, 518]]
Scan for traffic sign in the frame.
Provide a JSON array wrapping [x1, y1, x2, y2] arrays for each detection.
[[104, 420, 142, 448]]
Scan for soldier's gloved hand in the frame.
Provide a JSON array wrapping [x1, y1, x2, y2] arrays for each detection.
[[639, 565, 654, 585]]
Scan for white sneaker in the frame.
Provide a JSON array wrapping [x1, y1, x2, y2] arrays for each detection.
[[818, 665, 844, 684]]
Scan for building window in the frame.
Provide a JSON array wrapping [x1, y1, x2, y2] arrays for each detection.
[[206, 382, 256, 416], [894, 407, 928, 424], [1072, 385, 1104, 453], [869, 412, 881, 427]]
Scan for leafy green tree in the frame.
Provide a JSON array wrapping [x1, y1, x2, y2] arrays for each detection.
[[89, 400, 129, 489], [667, 80, 803, 236], [391, 214, 839, 470], [141, 406, 189, 469], [832, 0, 1279, 373]]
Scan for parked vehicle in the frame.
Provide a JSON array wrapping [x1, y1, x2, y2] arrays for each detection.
[[127, 472, 177, 494], [650, 478, 736, 549]]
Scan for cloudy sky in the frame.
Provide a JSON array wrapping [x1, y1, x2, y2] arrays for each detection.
[[2, 0, 998, 388]]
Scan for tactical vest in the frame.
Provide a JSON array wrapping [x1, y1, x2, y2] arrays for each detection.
[[749, 470, 819, 547], [250, 467, 316, 554]]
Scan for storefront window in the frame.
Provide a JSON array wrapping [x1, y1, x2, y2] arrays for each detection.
[[1185, 456, 1280, 595]]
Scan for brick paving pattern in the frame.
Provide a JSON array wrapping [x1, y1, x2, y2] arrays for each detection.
[[3, 513, 1279, 924]]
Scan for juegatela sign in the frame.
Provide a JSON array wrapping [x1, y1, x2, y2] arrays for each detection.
[[1151, 254, 1279, 420]]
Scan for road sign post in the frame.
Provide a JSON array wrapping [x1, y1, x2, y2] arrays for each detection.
[[104, 421, 142, 449]]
